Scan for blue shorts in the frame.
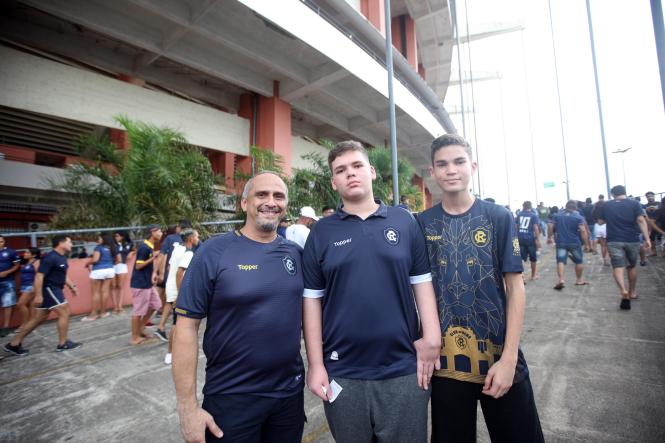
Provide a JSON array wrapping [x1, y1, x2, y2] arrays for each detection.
[[38, 286, 67, 310], [0, 280, 17, 308], [588, 224, 597, 240], [556, 245, 583, 265], [20, 285, 34, 294], [519, 239, 538, 262]]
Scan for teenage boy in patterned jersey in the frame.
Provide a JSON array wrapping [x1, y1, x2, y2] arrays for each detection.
[[303, 140, 441, 443], [173, 172, 305, 443], [516, 201, 542, 282], [418, 134, 543, 443], [4, 235, 81, 355]]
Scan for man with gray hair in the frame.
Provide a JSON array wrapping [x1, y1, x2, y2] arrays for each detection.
[[173, 172, 305, 442]]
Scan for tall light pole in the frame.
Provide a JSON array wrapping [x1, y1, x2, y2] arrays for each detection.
[[612, 147, 632, 191]]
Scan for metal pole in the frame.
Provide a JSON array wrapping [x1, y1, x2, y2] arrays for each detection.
[[621, 154, 626, 189], [651, 0, 665, 113], [547, 0, 571, 201], [520, 32, 540, 204], [463, 0, 481, 197], [585, 0, 612, 198], [384, 0, 399, 206], [450, 0, 467, 139]]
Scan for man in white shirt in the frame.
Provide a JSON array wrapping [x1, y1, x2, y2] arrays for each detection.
[[162, 228, 199, 364], [285, 206, 318, 248]]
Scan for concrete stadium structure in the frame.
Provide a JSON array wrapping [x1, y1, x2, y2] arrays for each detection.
[[0, 0, 456, 237]]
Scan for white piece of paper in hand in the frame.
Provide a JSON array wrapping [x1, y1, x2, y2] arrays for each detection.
[[328, 379, 343, 403]]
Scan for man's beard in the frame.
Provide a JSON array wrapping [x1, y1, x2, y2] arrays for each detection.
[[256, 219, 278, 233]]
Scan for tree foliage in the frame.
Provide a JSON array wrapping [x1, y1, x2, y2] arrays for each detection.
[[49, 116, 220, 229], [235, 140, 423, 219]]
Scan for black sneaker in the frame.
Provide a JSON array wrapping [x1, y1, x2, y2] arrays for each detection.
[[620, 299, 631, 310], [154, 329, 168, 342], [4, 342, 29, 356], [56, 340, 82, 352]]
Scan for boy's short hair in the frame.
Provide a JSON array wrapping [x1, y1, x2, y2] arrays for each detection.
[[611, 185, 626, 197], [523, 201, 532, 210], [52, 235, 69, 249], [430, 134, 473, 164], [328, 140, 369, 170]]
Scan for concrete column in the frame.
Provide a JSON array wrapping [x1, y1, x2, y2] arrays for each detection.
[[361, 0, 386, 36], [392, 15, 418, 71], [412, 174, 426, 211]]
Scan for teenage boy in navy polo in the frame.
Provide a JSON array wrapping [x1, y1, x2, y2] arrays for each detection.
[[129, 225, 162, 345], [419, 134, 543, 443], [303, 140, 441, 443], [597, 185, 651, 310], [548, 200, 589, 290], [0, 234, 20, 337], [173, 172, 305, 443], [4, 235, 81, 355], [516, 201, 542, 282]]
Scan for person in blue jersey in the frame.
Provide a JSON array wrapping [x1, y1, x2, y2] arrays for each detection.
[[419, 134, 543, 443], [129, 225, 163, 345], [173, 172, 305, 443], [303, 141, 441, 443], [82, 234, 119, 321], [14, 247, 41, 334], [516, 201, 542, 282], [548, 200, 589, 290], [597, 185, 651, 310], [0, 234, 21, 337], [112, 230, 134, 314], [4, 235, 81, 355], [155, 219, 192, 341]]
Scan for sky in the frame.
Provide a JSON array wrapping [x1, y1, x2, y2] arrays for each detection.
[[443, 0, 665, 208]]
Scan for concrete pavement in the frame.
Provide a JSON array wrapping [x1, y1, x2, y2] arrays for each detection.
[[1, 244, 664, 442]]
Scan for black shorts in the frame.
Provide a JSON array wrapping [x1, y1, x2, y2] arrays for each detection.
[[431, 376, 543, 443], [202, 390, 305, 443]]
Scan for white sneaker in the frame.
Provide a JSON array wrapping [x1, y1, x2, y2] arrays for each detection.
[[164, 353, 172, 365]]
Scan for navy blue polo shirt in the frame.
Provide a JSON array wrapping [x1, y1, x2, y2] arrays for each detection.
[[92, 245, 114, 270], [176, 231, 304, 398], [418, 199, 527, 384], [130, 240, 155, 289], [551, 211, 585, 246], [600, 198, 644, 243], [38, 250, 69, 289], [516, 210, 540, 242], [302, 201, 432, 380], [0, 247, 20, 282]]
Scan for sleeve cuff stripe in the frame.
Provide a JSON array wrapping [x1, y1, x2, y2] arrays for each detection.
[[303, 288, 325, 298], [136, 260, 145, 264], [410, 273, 432, 284]]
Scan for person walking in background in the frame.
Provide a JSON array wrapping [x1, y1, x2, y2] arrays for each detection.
[[582, 197, 598, 254], [643, 191, 660, 257], [4, 235, 81, 355], [0, 234, 20, 338], [14, 247, 41, 335], [597, 185, 651, 310], [592, 198, 610, 265], [112, 231, 134, 314], [516, 201, 542, 282], [285, 206, 318, 248], [82, 234, 119, 321], [548, 200, 589, 290], [129, 225, 162, 345], [162, 228, 199, 365]]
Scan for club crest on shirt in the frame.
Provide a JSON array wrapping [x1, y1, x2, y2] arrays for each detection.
[[471, 227, 490, 247], [384, 227, 400, 245], [282, 256, 297, 276]]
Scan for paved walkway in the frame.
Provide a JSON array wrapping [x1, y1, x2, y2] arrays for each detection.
[[1, 244, 664, 442]]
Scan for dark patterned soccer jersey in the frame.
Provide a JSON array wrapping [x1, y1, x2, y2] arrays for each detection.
[[418, 199, 529, 384]]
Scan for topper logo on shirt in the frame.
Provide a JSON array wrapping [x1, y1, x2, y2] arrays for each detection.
[[333, 238, 352, 247], [384, 227, 400, 245], [282, 256, 297, 276], [237, 264, 259, 271], [471, 227, 490, 247]]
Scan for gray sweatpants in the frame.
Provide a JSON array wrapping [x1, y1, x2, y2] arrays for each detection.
[[323, 373, 430, 443]]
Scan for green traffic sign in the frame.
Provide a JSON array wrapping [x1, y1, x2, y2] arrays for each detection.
[[543, 181, 555, 188]]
